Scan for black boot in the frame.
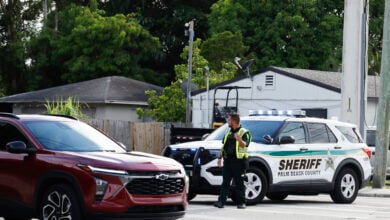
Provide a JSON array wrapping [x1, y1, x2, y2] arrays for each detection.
[[213, 201, 224, 208]]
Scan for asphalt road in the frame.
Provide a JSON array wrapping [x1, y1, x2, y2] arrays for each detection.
[[1, 194, 388, 220], [183, 194, 390, 220]]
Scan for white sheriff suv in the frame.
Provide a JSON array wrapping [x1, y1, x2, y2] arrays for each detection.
[[162, 110, 372, 204]]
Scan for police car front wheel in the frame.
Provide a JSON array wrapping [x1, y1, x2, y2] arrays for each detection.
[[230, 167, 268, 205], [244, 167, 268, 204], [330, 168, 359, 204]]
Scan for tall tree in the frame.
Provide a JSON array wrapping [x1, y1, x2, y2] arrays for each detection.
[[142, 80, 187, 122], [208, 0, 344, 72], [98, 0, 217, 83], [1, 0, 386, 96], [175, 38, 237, 88], [200, 31, 248, 72], [0, 0, 42, 94], [139, 38, 238, 122], [27, 4, 163, 90]]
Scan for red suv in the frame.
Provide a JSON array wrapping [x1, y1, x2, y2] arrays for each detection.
[[0, 113, 187, 220]]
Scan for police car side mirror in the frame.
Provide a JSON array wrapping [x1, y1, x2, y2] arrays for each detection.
[[280, 136, 295, 144], [263, 135, 273, 144], [201, 133, 210, 140]]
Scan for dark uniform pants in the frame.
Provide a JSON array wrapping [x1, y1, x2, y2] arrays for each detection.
[[218, 158, 246, 205]]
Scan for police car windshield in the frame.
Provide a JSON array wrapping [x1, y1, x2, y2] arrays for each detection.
[[205, 120, 284, 143]]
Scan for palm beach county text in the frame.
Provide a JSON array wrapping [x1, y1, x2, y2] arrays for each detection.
[[278, 159, 322, 177]]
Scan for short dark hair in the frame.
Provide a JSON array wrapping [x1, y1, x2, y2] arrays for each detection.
[[229, 113, 240, 123]]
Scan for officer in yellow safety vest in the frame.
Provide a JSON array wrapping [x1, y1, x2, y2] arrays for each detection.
[[214, 113, 252, 209]]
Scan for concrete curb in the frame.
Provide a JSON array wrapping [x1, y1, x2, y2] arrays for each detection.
[[358, 188, 390, 198]]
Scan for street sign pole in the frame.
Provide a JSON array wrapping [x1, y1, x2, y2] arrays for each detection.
[[185, 20, 194, 126]]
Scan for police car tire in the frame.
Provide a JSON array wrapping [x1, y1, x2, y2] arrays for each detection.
[[187, 192, 197, 201], [330, 168, 359, 204], [266, 193, 288, 201], [244, 167, 268, 205]]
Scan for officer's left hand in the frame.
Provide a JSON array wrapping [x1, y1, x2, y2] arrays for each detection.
[[234, 133, 242, 141]]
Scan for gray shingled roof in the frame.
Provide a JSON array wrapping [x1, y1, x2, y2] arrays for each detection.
[[192, 66, 380, 98], [273, 67, 380, 98], [0, 76, 163, 104]]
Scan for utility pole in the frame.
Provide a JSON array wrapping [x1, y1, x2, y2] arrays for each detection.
[[340, 0, 368, 137], [360, 0, 369, 139], [204, 66, 210, 127], [185, 20, 194, 126], [372, 0, 390, 188], [43, 0, 48, 21]]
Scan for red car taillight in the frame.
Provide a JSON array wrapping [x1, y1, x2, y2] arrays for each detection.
[[363, 147, 372, 159]]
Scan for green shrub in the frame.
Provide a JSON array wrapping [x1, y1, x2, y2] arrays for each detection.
[[45, 97, 87, 119]]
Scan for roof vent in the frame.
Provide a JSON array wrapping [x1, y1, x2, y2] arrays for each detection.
[[265, 74, 274, 86]]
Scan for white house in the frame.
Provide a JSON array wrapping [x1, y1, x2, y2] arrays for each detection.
[[191, 66, 379, 129]]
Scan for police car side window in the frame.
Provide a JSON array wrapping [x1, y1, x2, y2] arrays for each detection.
[[307, 123, 337, 143], [279, 122, 306, 144], [241, 120, 284, 143], [327, 126, 337, 143], [336, 126, 361, 143]]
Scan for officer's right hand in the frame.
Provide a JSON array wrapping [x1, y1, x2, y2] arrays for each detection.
[[217, 158, 222, 167]]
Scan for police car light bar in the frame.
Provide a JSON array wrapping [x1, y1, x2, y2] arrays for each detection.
[[248, 109, 306, 117]]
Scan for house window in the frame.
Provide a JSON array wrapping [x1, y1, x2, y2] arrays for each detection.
[[264, 74, 275, 89], [301, 108, 327, 119]]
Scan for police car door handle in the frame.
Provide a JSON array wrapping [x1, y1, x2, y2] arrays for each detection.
[[300, 147, 309, 151], [334, 146, 342, 149]]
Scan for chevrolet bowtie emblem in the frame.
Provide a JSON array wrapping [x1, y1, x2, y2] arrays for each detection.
[[155, 173, 169, 180]]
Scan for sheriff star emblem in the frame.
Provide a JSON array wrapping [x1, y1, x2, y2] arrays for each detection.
[[325, 148, 335, 171]]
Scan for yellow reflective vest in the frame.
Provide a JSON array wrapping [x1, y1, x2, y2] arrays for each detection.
[[222, 127, 252, 159]]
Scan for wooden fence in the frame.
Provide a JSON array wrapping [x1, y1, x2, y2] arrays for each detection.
[[88, 119, 171, 155], [130, 122, 170, 155]]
